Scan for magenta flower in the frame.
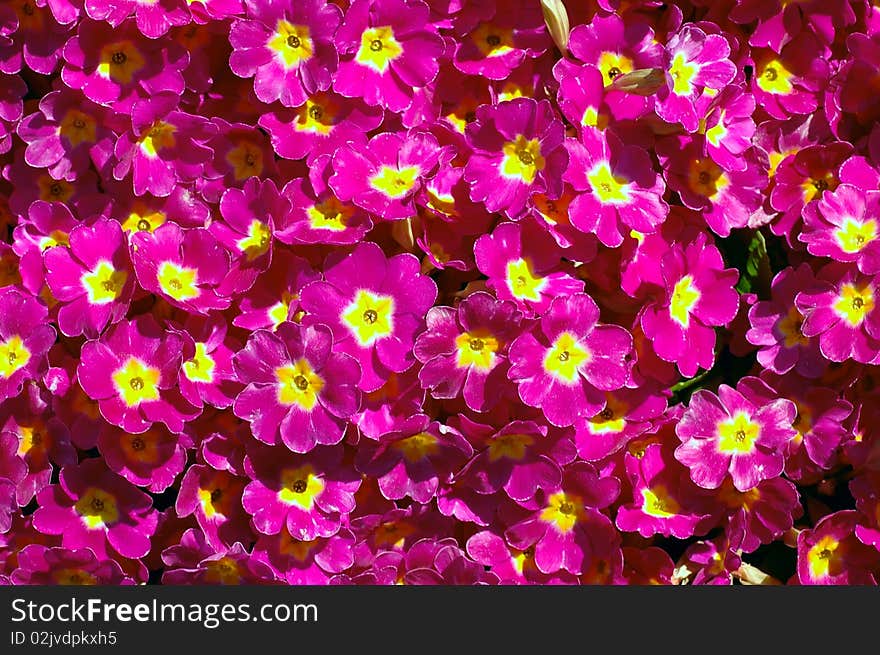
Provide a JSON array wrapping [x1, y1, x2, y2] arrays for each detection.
[[210, 177, 286, 295], [162, 532, 278, 584], [232, 322, 361, 453], [700, 86, 757, 172], [61, 19, 187, 113], [174, 316, 239, 411], [750, 33, 829, 121], [229, 0, 341, 107], [354, 414, 472, 503], [508, 293, 633, 427], [716, 476, 802, 554], [77, 316, 197, 434], [242, 442, 359, 540], [474, 220, 583, 317], [112, 92, 217, 198], [0, 288, 55, 403], [278, 170, 373, 246], [32, 458, 157, 560], [253, 527, 356, 585], [456, 417, 575, 504], [413, 291, 522, 412], [616, 442, 715, 540], [131, 222, 232, 315], [17, 88, 124, 181], [176, 466, 252, 551], [564, 129, 668, 247], [504, 462, 620, 576], [466, 529, 575, 585], [329, 130, 443, 221], [232, 251, 320, 332], [97, 423, 188, 498], [259, 90, 383, 163], [11, 544, 133, 584], [464, 97, 567, 219], [640, 233, 740, 377], [44, 217, 134, 338], [796, 262, 880, 364], [675, 382, 798, 491], [746, 264, 826, 378], [333, 0, 444, 112], [797, 510, 880, 585], [299, 242, 437, 392], [800, 184, 880, 275], [451, 0, 548, 81]]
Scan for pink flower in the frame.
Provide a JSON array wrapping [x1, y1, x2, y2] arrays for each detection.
[[0, 288, 55, 403], [675, 381, 797, 491], [232, 322, 361, 453], [801, 184, 880, 274], [508, 292, 634, 427], [229, 0, 341, 107]]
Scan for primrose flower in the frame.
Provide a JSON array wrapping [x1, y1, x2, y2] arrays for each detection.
[[84, 0, 189, 38], [508, 292, 634, 427], [44, 217, 134, 338], [640, 233, 740, 377], [329, 130, 443, 221], [474, 219, 583, 316], [333, 0, 445, 112], [174, 316, 239, 411], [61, 19, 188, 113], [800, 184, 880, 275], [11, 544, 133, 585], [233, 251, 320, 332], [253, 527, 356, 585], [97, 424, 188, 495], [32, 458, 157, 560], [504, 462, 620, 575], [464, 97, 567, 219], [354, 414, 472, 503], [242, 442, 360, 540], [452, 0, 549, 81], [112, 92, 217, 198], [564, 128, 668, 247], [750, 32, 829, 121], [0, 288, 55, 403], [131, 222, 232, 315], [176, 466, 252, 551], [413, 291, 522, 413], [232, 322, 361, 453], [700, 86, 757, 172], [675, 382, 798, 491], [796, 262, 880, 364], [746, 264, 826, 378], [655, 24, 737, 132], [229, 0, 341, 107], [797, 510, 880, 585], [616, 442, 715, 540], [77, 316, 197, 434], [299, 242, 437, 392]]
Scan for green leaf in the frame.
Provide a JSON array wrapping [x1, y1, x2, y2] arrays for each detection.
[[735, 230, 769, 296]]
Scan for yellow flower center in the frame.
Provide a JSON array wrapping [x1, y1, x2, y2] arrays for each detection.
[[275, 358, 324, 410], [835, 217, 877, 254], [267, 21, 313, 69], [543, 332, 590, 383], [97, 41, 145, 84], [670, 275, 700, 327], [505, 258, 546, 302], [472, 23, 515, 57], [236, 220, 271, 261], [757, 59, 794, 95], [122, 204, 166, 234], [369, 165, 420, 199], [139, 121, 176, 158], [341, 290, 395, 346], [540, 492, 583, 532], [487, 433, 534, 462], [669, 51, 699, 95], [642, 486, 681, 518], [807, 535, 841, 580], [183, 342, 216, 384], [355, 26, 403, 73], [0, 335, 31, 379], [112, 357, 161, 407], [59, 109, 97, 148], [226, 141, 264, 180], [833, 282, 875, 327], [777, 305, 809, 348], [454, 332, 499, 371], [157, 261, 200, 302], [598, 51, 634, 84], [74, 488, 119, 529], [295, 95, 338, 135], [501, 135, 545, 184], [717, 412, 761, 454], [307, 196, 353, 232], [587, 162, 630, 204], [688, 158, 728, 198], [393, 432, 439, 462], [81, 261, 127, 305], [278, 465, 325, 508]]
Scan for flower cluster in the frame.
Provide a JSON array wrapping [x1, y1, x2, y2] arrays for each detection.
[[1, 0, 879, 587]]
